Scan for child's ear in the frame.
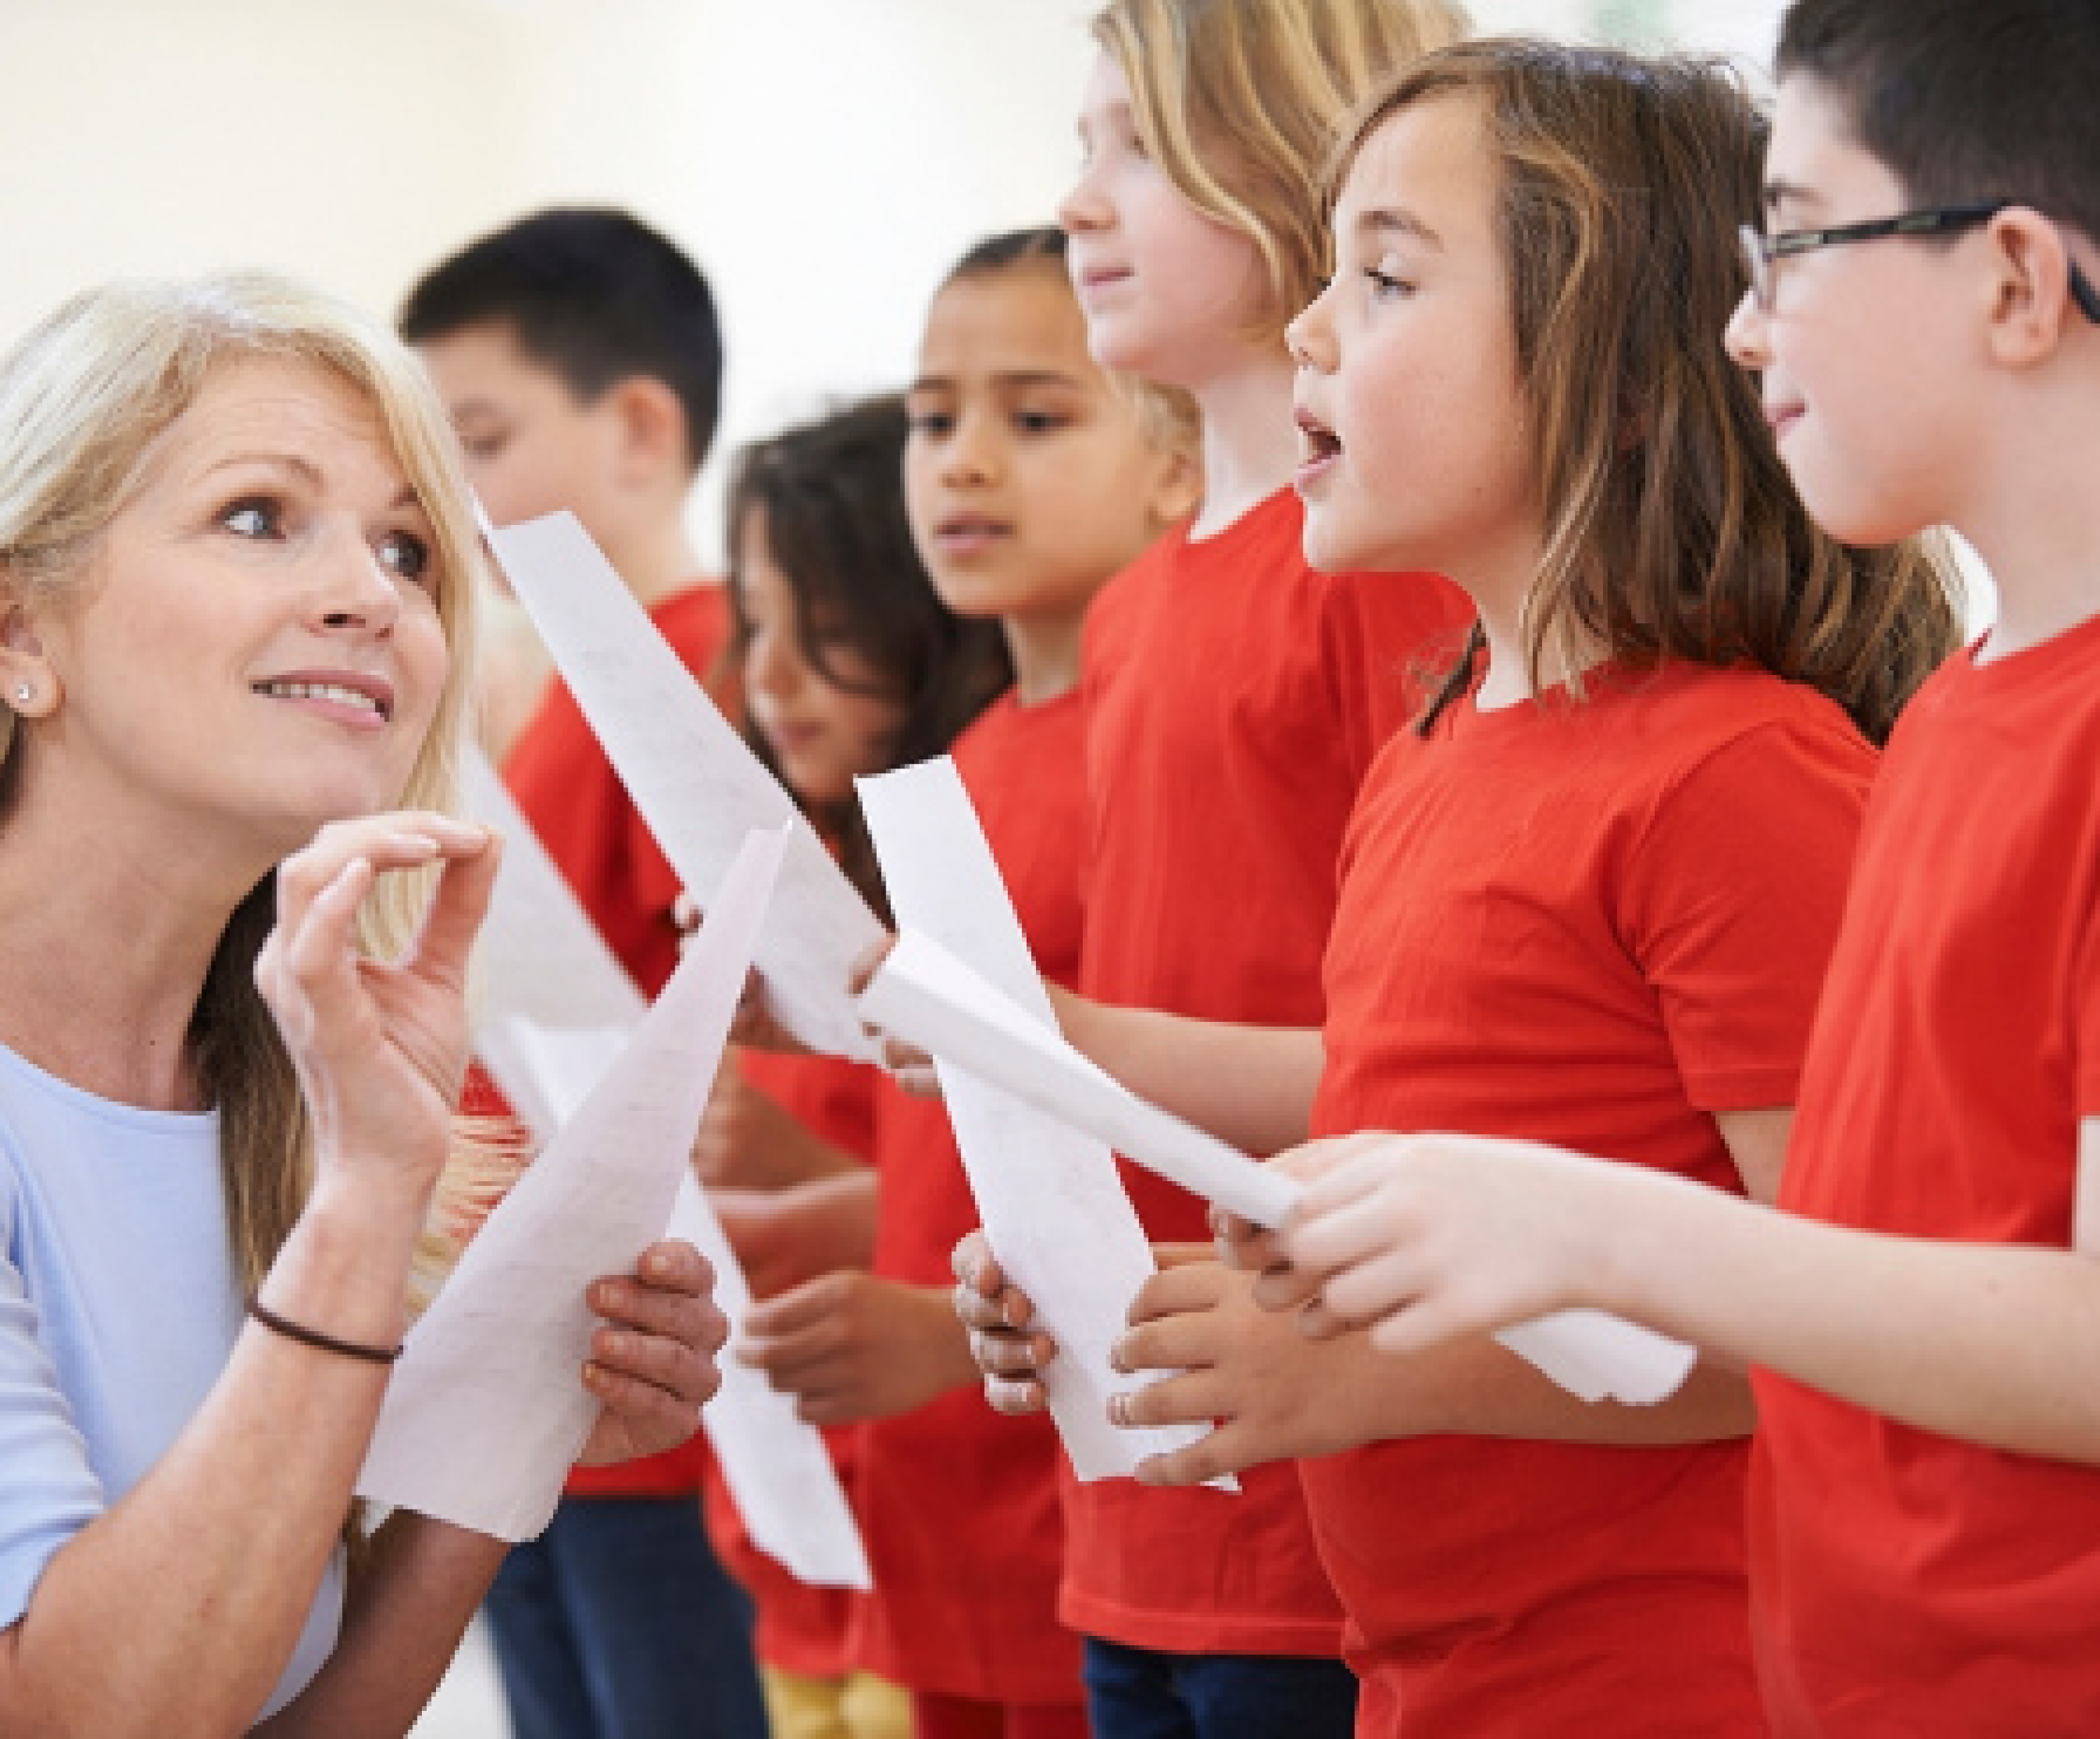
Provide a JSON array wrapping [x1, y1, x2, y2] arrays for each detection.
[[1146, 447, 1204, 530], [1984, 209, 2087, 367], [607, 377, 694, 488]]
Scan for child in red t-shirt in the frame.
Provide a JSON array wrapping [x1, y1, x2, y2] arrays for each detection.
[[399, 207, 764, 1739], [738, 227, 1194, 1739], [1257, 6, 2100, 1732], [937, 4, 1472, 1734], [707, 394, 1010, 1739]]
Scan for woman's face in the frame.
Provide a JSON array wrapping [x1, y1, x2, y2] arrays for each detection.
[[17, 356, 450, 864], [735, 506, 908, 808]]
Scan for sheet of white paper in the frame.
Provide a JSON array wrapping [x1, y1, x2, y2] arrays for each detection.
[[858, 760, 1223, 1484], [483, 511, 886, 1062], [453, 763, 871, 1580], [860, 932, 1699, 1409], [358, 828, 786, 1540], [667, 1177, 873, 1587], [859, 931, 1297, 1226]]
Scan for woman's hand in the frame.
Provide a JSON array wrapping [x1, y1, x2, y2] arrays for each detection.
[[951, 1230, 1057, 1415], [254, 811, 498, 1203], [576, 1239, 730, 1465]]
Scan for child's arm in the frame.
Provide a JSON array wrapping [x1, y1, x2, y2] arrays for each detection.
[[1280, 1120, 2100, 1464], [1045, 983, 1324, 1154]]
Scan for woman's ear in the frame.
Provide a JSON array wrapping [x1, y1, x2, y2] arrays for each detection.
[[0, 599, 60, 719]]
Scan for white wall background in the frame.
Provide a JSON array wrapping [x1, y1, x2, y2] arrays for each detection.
[[0, 0, 1794, 567]]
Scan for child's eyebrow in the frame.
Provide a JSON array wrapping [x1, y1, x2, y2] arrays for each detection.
[[1356, 207, 1443, 249], [1762, 178, 1822, 219], [909, 371, 1087, 394]]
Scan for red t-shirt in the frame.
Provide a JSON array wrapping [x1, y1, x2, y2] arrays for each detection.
[[702, 1047, 881, 1675], [496, 581, 734, 1501], [1752, 619, 2100, 1734], [1067, 490, 1473, 1655], [1306, 662, 1874, 1735], [850, 691, 1088, 1706]]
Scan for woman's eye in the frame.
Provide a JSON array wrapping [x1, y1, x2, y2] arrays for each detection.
[[1366, 266, 1413, 300], [221, 498, 282, 539], [377, 530, 433, 584]]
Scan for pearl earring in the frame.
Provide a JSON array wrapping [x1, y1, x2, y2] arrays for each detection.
[[12, 684, 29, 706]]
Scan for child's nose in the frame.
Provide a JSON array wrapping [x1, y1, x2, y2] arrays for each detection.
[[1723, 287, 1772, 371]]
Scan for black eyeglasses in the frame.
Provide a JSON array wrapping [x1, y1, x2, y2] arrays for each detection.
[[1740, 199, 2100, 322]]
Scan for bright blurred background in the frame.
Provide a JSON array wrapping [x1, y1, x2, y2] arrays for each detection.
[[0, 0, 1791, 568]]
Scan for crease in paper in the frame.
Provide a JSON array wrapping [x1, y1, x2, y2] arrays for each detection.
[[857, 760, 1227, 1486], [432, 755, 869, 1582], [358, 827, 787, 1542], [859, 930, 1698, 1409], [483, 511, 886, 1062]]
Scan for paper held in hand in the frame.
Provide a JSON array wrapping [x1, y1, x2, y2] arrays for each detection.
[[482, 509, 887, 1062], [358, 827, 784, 1543], [857, 930, 1699, 1409], [440, 752, 871, 1583], [857, 758, 1231, 1484]]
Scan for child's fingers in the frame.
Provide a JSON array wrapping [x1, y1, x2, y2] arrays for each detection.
[[1248, 1260, 1324, 1315], [1125, 1261, 1227, 1325], [846, 933, 898, 997], [1108, 1368, 1222, 1433], [967, 1324, 1055, 1380], [984, 1374, 1049, 1417], [1110, 1313, 1215, 1378]]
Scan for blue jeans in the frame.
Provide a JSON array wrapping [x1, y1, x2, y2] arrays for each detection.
[[484, 1495, 768, 1739], [1083, 1637, 1359, 1739]]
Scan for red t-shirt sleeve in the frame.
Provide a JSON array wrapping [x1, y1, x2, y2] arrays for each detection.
[[1623, 719, 1873, 1112]]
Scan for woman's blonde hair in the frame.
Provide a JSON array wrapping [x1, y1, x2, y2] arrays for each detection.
[[1324, 40, 1961, 742], [1094, 0, 1469, 340], [0, 270, 488, 1292]]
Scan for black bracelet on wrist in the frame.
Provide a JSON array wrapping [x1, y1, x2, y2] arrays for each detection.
[[246, 1294, 403, 1365]]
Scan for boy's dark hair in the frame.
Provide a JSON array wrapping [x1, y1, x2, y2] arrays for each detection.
[[1778, 0, 2100, 247], [945, 225, 1067, 284], [399, 207, 722, 472], [726, 393, 1012, 914]]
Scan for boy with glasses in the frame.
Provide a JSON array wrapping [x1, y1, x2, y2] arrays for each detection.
[[1248, 1, 2100, 1728]]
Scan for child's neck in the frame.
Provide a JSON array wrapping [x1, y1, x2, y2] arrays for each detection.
[[1962, 403, 2100, 663], [1001, 606, 1087, 708], [605, 514, 708, 610], [1187, 352, 1299, 542]]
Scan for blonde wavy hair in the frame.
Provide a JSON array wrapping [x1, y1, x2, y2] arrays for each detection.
[[1093, 0, 1469, 342], [0, 271, 492, 1295]]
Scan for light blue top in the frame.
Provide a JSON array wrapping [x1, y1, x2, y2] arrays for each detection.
[[0, 1039, 342, 1721]]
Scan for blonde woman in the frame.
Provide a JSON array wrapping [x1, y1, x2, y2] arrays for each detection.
[[0, 273, 726, 1734]]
